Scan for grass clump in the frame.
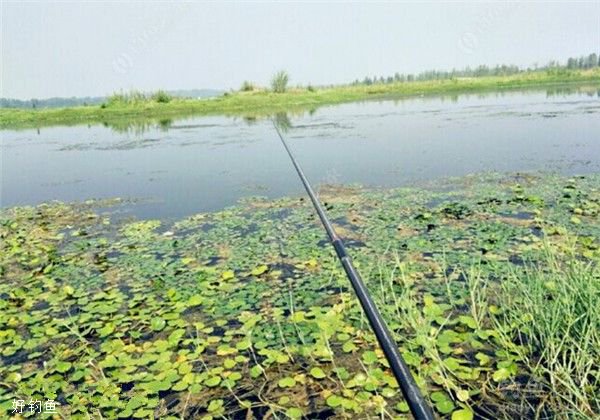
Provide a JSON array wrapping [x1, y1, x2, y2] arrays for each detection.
[[271, 70, 289, 93], [105, 89, 173, 107], [151, 90, 172, 103], [496, 248, 600, 416], [240, 80, 256, 92], [106, 89, 146, 106]]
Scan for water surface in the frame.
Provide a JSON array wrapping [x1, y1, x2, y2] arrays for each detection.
[[2, 88, 599, 219]]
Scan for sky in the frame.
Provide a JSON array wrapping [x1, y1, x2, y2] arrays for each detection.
[[2, 1, 600, 99]]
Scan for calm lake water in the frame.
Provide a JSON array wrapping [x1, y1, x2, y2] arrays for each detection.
[[2, 88, 599, 220]]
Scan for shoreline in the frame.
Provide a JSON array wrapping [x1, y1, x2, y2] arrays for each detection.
[[1, 69, 599, 130]]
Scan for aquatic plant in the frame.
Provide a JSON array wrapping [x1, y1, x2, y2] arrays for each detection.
[[0, 173, 598, 418]]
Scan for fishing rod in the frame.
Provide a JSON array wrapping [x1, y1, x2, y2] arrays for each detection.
[[273, 123, 435, 420]]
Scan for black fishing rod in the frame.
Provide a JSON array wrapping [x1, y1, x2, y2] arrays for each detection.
[[273, 123, 435, 420]]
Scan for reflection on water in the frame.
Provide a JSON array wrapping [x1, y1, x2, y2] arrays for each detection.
[[2, 86, 599, 220], [58, 85, 600, 136], [273, 112, 292, 133]]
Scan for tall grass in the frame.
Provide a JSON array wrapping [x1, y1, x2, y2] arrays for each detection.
[[366, 242, 599, 417], [496, 247, 600, 416], [105, 89, 173, 106], [271, 70, 289, 93], [151, 90, 172, 103], [240, 81, 256, 92], [107, 90, 146, 106]]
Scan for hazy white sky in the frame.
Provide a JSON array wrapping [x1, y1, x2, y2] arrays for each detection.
[[2, 1, 599, 99]]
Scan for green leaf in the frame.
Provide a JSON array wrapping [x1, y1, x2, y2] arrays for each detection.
[[168, 329, 185, 345], [430, 391, 447, 402], [492, 367, 512, 382], [236, 339, 251, 350], [207, 399, 224, 413], [362, 351, 378, 364], [133, 409, 153, 418], [475, 352, 491, 366], [151, 317, 166, 332], [435, 399, 455, 414], [278, 377, 296, 388], [251, 265, 268, 276], [443, 357, 462, 371], [250, 365, 263, 378], [205, 376, 221, 387], [309, 367, 326, 379], [395, 401, 410, 413], [451, 408, 474, 420], [7, 372, 21, 383], [55, 361, 72, 373], [221, 270, 235, 280], [187, 294, 203, 306], [126, 395, 148, 411], [286, 407, 303, 419], [326, 395, 343, 408], [458, 315, 478, 329], [342, 340, 357, 353], [456, 389, 470, 402], [172, 381, 188, 391], [98, 323, 115, 337], [144, 380, 171, 392]]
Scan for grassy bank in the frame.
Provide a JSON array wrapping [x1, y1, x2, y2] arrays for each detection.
[[2, 68, 600, 130], [1, 172, 598, 418]]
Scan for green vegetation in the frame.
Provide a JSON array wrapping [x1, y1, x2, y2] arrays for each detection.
[[1, 172, 598, 418], [151, 90, 173, 104], [102, 90, 173, 107], [1, 68, 599, 130], [353, 52, 600, 85], [271, 70, 290, 93], [240, 81, 257, 92]]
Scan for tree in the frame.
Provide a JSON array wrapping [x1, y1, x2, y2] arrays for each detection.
[[271, 70, 289, 93]]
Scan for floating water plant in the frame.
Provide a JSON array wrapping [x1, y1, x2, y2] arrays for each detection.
[[0, 173, 598, 418]]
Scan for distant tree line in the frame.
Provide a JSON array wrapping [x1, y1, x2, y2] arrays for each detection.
[[566, 53, 599, 69], [0, 96, 105, 109], [0, 89, 224, 109], [351, 52, 600, 86]]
